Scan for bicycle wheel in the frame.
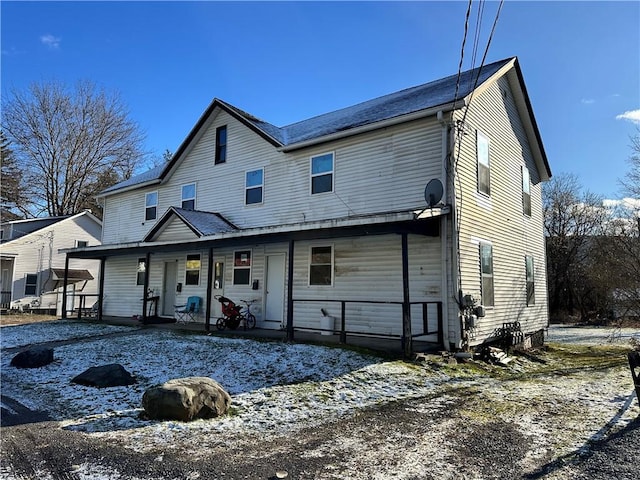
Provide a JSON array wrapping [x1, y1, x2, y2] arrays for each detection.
[[216, 317, 226, 331], [246, 313, 256, 330]]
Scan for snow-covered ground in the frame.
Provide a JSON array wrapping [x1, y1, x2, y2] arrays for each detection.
[[1, 320, 639, 479]]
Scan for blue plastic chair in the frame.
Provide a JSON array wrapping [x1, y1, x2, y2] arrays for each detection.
[[174, 296, 201, 323]]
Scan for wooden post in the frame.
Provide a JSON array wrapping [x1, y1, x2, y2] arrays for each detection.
[[98, 257, 105, 322], [401, 232, 412, 358], [61, 255, 69, 319], [340, 301, 346, 344], [286, 239, 294, 341], [205, 247, 214, 332]]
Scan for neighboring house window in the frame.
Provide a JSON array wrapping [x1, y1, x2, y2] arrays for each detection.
[[136, 258, 146, 286], [146, 191, 158, 221], [477, 131, 490, 196], [215, 125, 227, 164], [76, 240, 88, 248], [526, 255, 535, 306], [309, 245, 333, 286], [479, 242, 494, 307], [522, 166, 531, 216], [185, 254, 201, 286], [25, 274, 38, 296], [311, 152, 334, 194], [233, 250, 251, 285], [245, 168, 264, 205], [182, 183, 196, 210]]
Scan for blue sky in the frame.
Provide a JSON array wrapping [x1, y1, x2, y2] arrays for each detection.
[[2, 1, 639, 199]]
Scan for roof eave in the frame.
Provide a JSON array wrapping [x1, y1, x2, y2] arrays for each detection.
[[279, 102, 461, 153]]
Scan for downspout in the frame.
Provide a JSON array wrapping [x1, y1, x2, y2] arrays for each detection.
[[438, 111, 451, 351]]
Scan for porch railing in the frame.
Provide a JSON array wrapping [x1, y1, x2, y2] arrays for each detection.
[[1, 291, 11, 309]]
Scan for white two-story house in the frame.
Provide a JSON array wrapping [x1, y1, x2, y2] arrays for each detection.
[[64, 57, 551, 354]]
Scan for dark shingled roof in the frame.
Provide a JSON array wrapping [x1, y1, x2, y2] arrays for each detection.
[[102, 58, 513, 195], [144, 207, 237, 241]]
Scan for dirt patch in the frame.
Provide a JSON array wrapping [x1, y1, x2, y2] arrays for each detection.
[[1, 314, 58, 327]]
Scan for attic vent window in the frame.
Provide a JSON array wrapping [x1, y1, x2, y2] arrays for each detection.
[[215, 125, 227, 164]]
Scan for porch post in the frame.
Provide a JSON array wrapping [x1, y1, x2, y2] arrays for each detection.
[[205, 247, 214, 332], [61, 255, 69, 319], [142, 252, 150, 323], [401, 232, 412, 358], [286, 239, 295, 341], [98, 257, 105, 322]]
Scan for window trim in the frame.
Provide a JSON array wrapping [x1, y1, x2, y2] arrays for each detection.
[[145, 191, 158, 221], [476, 131, 490, 196], [309, 244, 334, 287], [522, 165, 531, 217], [233, 250, 252, 285], [181, 183, 196, 210], [75, 240, 88, 248], [526, 255, 535, 306], [310, 152, 334, 195], [25, 273, 38, 296], [479, 242, 494, 307], [136, 258, 146, 286], [185, 253, 201, 286], [215, 125, 227, 165], [245, 168, 264, 205]]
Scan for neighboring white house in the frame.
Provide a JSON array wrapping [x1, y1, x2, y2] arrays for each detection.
[[0, 211, 102, 315], [64, 57, 552, 354]]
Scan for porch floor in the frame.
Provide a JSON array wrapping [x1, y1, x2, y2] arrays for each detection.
[[81, 316, 441, 358]]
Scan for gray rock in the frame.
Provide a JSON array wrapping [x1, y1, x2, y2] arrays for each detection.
[[71, 364, 136, 388], [10, 347, 54, 368], [142, 376, 231, 421]]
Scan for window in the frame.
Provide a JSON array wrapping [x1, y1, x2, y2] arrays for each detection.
[[309, 245, 333, 286], [136, 258, 146, 286], [76, 240, 88, 248], [145, 191, 158, 221], [181, 183, 196, 210], [25, 274, 38, 296], [522, 166, 531, 216], [185, 254, 201, 286], [311, 152, 334, 194], [526, 255, 535, 306], [233, 250, 251, 285], [215, 125, 227, 164], [245, 168, 264, 205], [477, 131, 490, 196], [479, 242, 494, 307]]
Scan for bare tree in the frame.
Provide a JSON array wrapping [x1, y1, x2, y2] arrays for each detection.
[[0, 131, 30, 220], [620, 126, 640, 198], [2, 80, 146, 217], [543, 174, 609, 321]]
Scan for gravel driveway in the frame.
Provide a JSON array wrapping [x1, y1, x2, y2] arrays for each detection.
[[1, 322, 639, 479]]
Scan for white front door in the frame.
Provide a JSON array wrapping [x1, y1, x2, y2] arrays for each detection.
[[265, 254, 285, 327], [162, 261, 178, 316]]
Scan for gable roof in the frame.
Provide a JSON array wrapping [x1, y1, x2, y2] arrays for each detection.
[[101, 56, 549, 196], [0, 210, 102, 245], [143, 207, 238, 242]]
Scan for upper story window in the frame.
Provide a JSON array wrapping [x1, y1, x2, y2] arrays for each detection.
[[477, 131, 490, 196], [522, 166, 531, 216], [215, 125, 227, 164], [181, 183, 196, 210], [185, 254, 201, 286], [233, 250, 251, 285], [25, 273, 38, 296], [309, 245, 333, 286], [479, 242, 494, 307], [311, 152, 334, 194], [76, 240, 88, 248], [145, 191, 158, 221], [526, 255, 535, 306], [136, 258, 146, 286], [245, 168, 264, 205]]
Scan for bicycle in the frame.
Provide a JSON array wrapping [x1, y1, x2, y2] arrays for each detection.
[[214, 295, 257, 330]]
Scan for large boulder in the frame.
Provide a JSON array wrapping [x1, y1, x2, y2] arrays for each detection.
[[142, 377, 231, 421], [71, 364, 136, 388], [10, 347, 54, 368]]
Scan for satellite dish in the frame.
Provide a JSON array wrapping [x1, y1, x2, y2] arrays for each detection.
[[424, 179, 444, 208]]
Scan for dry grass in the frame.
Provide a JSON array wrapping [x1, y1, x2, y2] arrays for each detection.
[[0, 313, 59, 327]]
